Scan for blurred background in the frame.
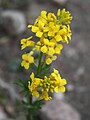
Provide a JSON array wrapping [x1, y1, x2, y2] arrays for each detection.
[[0, 0, 90, 120]]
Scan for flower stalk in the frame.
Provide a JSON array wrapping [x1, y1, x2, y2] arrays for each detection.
[[19, 9, 72, 120], [36, 52, 43, 76]]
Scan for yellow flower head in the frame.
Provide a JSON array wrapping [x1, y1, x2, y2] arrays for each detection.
[[21, 51, 34, 69], [57, 9, 72, 24], [28, 72, 42, 98], [21, 36, 35, 50], [50, 69, 67, 92], [28, 69, 67, 100], [46, 55, 57, 65], [21, 9, 72, 101]]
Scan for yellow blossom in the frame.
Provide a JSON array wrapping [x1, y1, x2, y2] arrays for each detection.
[[21, 51, 34, 69], [28, 69, 67, 100], [40, 91, 52, 100], [50, 69, 67, 92], [21, 9, 72, 101], [28, 72, 42, 98], [21, 36, 35, 50], [54, 43, 63, 54], [57, 9, 72, 24], [46, 55, 57, 65], [59, 25, 72, 43]]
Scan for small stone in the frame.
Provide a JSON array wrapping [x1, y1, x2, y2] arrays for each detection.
[[1, 10, 27, 35], [54, 92, 65, 100], [53, 0, 67, 5], [40, 99, 81, 120]]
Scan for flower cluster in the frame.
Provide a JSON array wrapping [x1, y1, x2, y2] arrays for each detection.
[[21, 9, 72, 69], [28, 69, 67, 100], [20, 9, 72, 100]]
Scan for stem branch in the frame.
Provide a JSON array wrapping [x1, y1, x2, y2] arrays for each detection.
[[36, 52, 43, 75]]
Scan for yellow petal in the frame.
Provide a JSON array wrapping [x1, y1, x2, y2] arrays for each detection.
[[32, 91, 39, 98], [30, 72, 34, 80], [48, 47, 55, 55], [41, 46, 47, 53], [28, 24, 32, 28], [43, 27, 49, 32], [24, 62, 29, 69], [41, 10, 47, 18], [61, 79, 67, 85], [32, 26, 39, 32], [59, 86, 66, 92], [22, 54, 28, 60], [21, 44, 26, 50], [46, 58, 52, 65], [48, 31, 55, 37], [28, 56, 34, 63], [55, 35, 62, 42], [57, 9, 60, 16], [54, 87, 59, 93], [36, 31, 43, 37]]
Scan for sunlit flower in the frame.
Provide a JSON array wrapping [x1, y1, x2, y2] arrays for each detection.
[[28, 72, 42, 98], [57, 9, 72, 24], [28, 69, 67, 100], [21, 51, 34, 69], [46, 55, 57, 65], [21, 36, 35, 50]]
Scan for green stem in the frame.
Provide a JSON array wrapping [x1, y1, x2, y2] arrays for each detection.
[[36, 52, 43, 75], [26, 94, 33, 120]]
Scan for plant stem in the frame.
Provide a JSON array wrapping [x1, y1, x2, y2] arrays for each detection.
[[26, 94, 32, 120], [26, 52, 43, 120], [36, 52, 43, 75]]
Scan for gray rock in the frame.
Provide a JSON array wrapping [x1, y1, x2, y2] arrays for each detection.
[[0, 0, 30, 9], [40, 99, 81, 120], [53, 0, 67, 5], [1, 10, 26, 35], [0, 106, 7, 120], [0, 78, 21, 101], [54, 92, 65, 100]]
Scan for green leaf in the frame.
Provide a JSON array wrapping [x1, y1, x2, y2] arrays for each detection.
[[15, 79, 28, 92], [33, 100, 44, 108], [39, 64, 51, 77]]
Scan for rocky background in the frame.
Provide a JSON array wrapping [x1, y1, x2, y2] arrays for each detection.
[[0, 0, 90, 120]]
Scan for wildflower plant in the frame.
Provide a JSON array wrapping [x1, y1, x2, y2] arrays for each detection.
[[18, 9, 72, 120]]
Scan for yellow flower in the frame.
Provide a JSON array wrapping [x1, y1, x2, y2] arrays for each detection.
[[24, 9, 72, 100], [21, 51, 34, 69], [47, 12, 56, 22], [39, 76, 53, 100], [59, 25, 72, 43], [30, 9, 72, 47], [32, 15, 46, 38], [41, 45, 48, 53], [57, 9, 72, 24], [40, 91, 52, 100], [21, 36, 35, 50], [54, 44, 63, 54], [28, 69, 67, 100], [41, 38, 55, 55], [50, 69, 67, 93], [28, 72, 42, 98], [46, 55, 57, 65]]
